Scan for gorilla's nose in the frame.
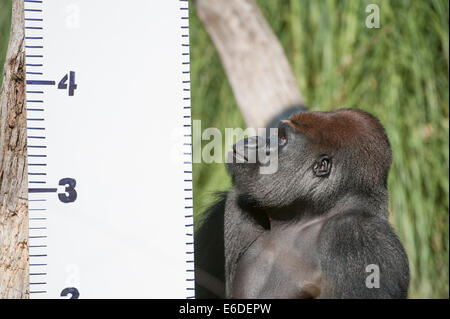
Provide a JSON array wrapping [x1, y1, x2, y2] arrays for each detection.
[[245, 136, 261, 149], [233, 136, 265, 163], [234, 136, 263, 151]]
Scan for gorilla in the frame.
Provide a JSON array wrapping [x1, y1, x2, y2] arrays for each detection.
[[195, 108, 409, 299]]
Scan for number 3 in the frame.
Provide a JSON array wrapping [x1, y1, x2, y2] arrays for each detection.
[[58, 178, 77, 203]]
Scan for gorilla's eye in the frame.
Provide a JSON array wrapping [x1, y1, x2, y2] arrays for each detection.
[[313, 156, 331, 177], [277, 127, 288, 146]]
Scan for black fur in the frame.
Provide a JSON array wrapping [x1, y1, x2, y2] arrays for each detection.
[[194, 193, 226, 298]]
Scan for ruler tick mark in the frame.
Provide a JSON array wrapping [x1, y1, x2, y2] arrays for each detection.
[[29, 188, 57, 193], [26, 80, 55, 85]]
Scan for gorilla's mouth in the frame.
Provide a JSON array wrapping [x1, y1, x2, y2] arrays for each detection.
[[232, 145, 248, 163]]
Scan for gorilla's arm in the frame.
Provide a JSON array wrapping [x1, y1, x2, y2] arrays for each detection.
[[317, 211, 410, 298], [194, 193, 226, 298]]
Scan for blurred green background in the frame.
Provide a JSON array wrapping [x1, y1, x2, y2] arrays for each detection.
[[188, 0, 449, 299], [0, 0, 10, 88], [1, 0, 448, 298]]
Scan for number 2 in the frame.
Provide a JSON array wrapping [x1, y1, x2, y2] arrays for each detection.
[[61, 287, 80, 299]]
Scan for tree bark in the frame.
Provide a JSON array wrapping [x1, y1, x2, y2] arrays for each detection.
[[0, 0, 28, 299], [194, 0, 306, 129]]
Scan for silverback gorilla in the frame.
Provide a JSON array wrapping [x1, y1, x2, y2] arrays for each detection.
[[195, 108, 409, 299]]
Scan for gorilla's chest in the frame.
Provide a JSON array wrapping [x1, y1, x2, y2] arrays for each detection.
[[231, 219, 323, 298]]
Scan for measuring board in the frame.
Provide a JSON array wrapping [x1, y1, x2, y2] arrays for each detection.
[[24, 0, 194, 298]]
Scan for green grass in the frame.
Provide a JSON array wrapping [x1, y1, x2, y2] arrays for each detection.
[[190, 0, 449, 298], [0, 0, 447, 299], [0, 0, 11, 88]]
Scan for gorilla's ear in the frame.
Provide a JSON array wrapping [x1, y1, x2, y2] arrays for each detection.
[[313, 155, 331, 177]]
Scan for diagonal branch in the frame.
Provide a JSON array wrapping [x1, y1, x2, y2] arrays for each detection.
[[194, 0, 306, 129]]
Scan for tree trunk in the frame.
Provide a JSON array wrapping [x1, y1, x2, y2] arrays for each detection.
[[0, 0, 28, 299], [194, 0, 306, 129]]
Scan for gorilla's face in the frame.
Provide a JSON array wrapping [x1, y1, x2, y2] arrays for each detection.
[[227, 109, 392, 209]]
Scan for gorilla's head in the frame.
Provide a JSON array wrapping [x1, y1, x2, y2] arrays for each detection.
[[227, 109, 392, 210]]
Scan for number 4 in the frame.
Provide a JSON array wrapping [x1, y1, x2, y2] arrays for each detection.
[[58, 71, 77, 96]]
